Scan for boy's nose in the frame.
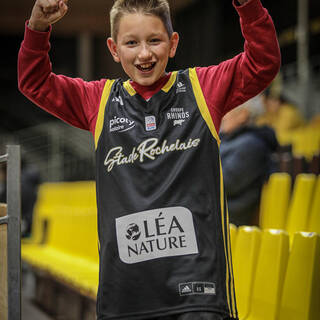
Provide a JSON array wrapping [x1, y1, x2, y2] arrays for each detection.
[[138, 44, 152, 60]]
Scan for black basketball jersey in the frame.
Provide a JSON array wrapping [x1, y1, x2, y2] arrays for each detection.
[[94, 68, 238, 320]]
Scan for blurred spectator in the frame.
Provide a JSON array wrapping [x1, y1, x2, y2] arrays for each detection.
[[220, 97, 279, 226], [256, 90, 305, 144]]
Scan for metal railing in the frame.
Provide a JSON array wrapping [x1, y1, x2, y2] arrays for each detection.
[[0, 145, 21, 320], [0, 122, 95, 182]]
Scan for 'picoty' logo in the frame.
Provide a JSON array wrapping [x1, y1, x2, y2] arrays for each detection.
[[109, 116, 135, 133]]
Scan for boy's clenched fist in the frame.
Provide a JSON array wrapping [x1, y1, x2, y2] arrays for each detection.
[[28, 0, 68, 32]]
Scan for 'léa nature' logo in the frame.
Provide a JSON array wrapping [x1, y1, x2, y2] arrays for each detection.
[[116, 207, 199, 264]]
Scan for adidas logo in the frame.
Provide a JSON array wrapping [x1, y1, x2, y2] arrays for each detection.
[[177, 82, 184, 88], [112, 96, 124, 106], [181, 285, 192, 293], [176, 81, 186, 93]]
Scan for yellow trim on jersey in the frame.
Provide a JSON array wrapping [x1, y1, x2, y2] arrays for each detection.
[[123, 80, 136, 96], [219, 161, 232, 317], [162, 71, 178, 92], [226, 203, 237, 318], [189, 68, 221, 145], [123, 72, 177, 96], [219, 160, 237, 318], [94, 79, 115, 149]]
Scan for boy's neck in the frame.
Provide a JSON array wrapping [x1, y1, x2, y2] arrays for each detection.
[[130, 73, 171, 101]]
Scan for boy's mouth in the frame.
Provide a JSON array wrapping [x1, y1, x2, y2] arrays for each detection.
[[135, 62, 156, 72]]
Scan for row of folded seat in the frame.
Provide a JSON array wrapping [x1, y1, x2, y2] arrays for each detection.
[[21, 175, 320, 319], [277, 124, 320, 163], [230, 172, 320, 320], [259, 173, 320, 236], [229, 226, 320, 320], [22, 181, 99, 299]]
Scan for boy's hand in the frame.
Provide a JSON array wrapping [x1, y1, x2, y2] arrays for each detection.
[[28, 0, 68, 32]]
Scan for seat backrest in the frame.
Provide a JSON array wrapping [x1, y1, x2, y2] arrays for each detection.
[[278, 232, 320, 320], [246, 229, 289, 320], [233, 226, 261, 319], [25, 182, 67, 244], [291, 127, 319, 161], [26, 181, 97, 246], [47, 208, 99, 263], [307, 175, 320, 233], [260, 173, 291, 229], [286, 174, 316, 238]]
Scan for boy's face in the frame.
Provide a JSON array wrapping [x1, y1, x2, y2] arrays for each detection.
[[107, 13, 179, 86]]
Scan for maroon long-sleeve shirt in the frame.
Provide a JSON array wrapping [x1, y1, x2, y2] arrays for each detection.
[[18, 0, 280, 137]]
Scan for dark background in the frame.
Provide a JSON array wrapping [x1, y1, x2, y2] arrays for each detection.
[[0, 0, 319, 136]]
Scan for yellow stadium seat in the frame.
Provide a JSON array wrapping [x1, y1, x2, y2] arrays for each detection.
[[46, 209, 98, 262], [22, 181, 99, 297], [307, 176, 320, 233], [23, 181, 97, 245], [22, 182, 67, 245], [244, 229, 289, 320], [22, 209, 99, 297], [278, 232, 320, 320], [229, 223, 237, 254], [259, 173, 291, 230], [291, 127, 320, 161], [233, 226, 261, 320], [286, 174, 316, 238], [292, 125, 320, 161]]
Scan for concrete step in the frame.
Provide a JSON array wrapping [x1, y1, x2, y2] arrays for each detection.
[[22, 295, 54, 320]]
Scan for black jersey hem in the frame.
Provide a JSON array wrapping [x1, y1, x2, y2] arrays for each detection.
[[97, 305, 237, 320]]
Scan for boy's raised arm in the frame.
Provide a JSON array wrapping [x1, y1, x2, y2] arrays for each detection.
[[18, 0, 106, 133], [196, 0, 281, 132]]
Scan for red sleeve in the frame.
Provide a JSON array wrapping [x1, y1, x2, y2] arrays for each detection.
[[196, 0, 281, 132], [18, 22, 106, 134]]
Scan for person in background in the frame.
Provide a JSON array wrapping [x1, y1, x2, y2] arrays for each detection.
[[256, 90, 305, 144], [220, 96, 279, 226]]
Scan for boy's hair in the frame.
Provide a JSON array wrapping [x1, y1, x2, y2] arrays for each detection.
[[110, 0, 173, 41]]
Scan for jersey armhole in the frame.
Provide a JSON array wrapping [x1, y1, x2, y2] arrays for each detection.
[[94, 79, 115, 149], [189, 68, 221, 145]]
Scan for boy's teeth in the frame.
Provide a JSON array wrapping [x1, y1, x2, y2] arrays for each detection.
[[137, 63, 155, 71]]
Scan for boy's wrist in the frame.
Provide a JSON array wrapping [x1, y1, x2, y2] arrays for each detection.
[[28, 19, 50, 32]]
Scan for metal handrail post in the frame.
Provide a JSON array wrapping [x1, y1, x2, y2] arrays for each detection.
[[6, 145, 21, 320]]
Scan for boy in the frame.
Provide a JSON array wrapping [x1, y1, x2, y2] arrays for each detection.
[[18, 0, 280, 319]]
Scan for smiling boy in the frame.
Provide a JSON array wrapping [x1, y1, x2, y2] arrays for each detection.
[[107, 7, 179, 86], [18, 0, 280, 319]]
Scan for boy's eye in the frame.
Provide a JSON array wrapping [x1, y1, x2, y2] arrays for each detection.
[[126, 40, 137, 46], [149, 38, 161, 44]]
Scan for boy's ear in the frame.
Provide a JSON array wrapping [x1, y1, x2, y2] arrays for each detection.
[[169, 32, 179, 58], [107, 37, 120, 63]]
